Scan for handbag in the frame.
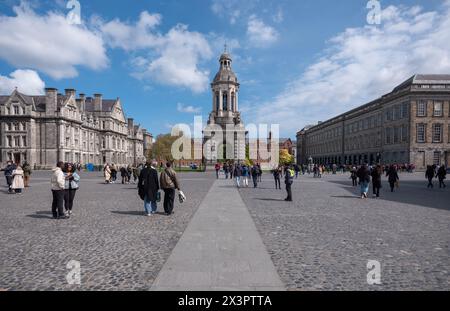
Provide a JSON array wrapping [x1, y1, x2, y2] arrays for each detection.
[[178, 191, 186, 204], [156, 191, 161, 202]]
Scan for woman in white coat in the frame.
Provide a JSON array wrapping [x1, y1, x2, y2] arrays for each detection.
[[12, 165, 25, 194]]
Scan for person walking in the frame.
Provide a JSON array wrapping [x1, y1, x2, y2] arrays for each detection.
[[350, 167, 358, 186], [356, 164, 370, 199], [437, 165, 447, 188], [160, 162, 180, 216], [104, 163, 111, 184], [294, 164, 300, 179], [386, 165, 399, 193], [138, 160, 160, 216], [51, 162, 67, 219], [425, 165, 435, 189], [111, 164, 117, 183], [284, 165, 295, 202], [120, 166, 128, 184], [22, 161, 32, 188], [234, 164, 242, 188], [63, 163, 80, 217], [257, 164, 262, 182], [242, 165, 249, 187], [215, 162, 221, 179], [2, 161, 16, 194], [251, 164, 259, 188], [11, 165, 25, 194], [223, 163, 229, 179], [371, 165, 382, 198], [229, 163, 234, 180], [273, 166, 281, 190]]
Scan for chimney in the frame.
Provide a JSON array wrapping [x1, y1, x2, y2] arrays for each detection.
[[65, 88, 76, 97], [94, 93, 102, 111], [45, 88, 58, 115], [79, 93, 86, 112], [128, 118, 134, 129]]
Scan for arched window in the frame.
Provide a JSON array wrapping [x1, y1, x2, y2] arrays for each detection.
[[223, 92, 228, 111], [216, 92, 220, 111], [231, 92, 235, 111]]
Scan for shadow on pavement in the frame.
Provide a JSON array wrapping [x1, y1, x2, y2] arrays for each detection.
[[327, 179, 450, 211]]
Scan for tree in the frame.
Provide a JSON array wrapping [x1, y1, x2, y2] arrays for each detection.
[[279, 149, 294, 166], [152, 134, 178, 162]]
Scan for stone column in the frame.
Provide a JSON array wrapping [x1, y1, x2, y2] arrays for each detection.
[[235, 92, 239, 112], [219, 90, 223, 112]]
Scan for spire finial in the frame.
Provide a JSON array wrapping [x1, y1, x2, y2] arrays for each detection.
[[224, 42, 228, 53]]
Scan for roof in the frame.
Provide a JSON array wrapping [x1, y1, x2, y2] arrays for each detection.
[[393, 74, 450, 92], [213, 68, 238, 84]]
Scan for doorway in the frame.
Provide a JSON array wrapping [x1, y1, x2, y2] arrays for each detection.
[[14, 153, 21, 165]]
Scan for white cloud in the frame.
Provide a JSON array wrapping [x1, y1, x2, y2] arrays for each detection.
[[0, 69, 45, 95], [99, 12, 213, 93], [247, 15, 279, 47], [177, 102, 202, 114], [253, 2, 450, 134], [0, 2, 108, 79]]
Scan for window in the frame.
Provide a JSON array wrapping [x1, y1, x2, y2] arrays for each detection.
[[416, 124, 426, 143], [14, 106, 20, 115], [394, 106, 401, 120], [417, 100, 427, 117], [14, 136, 20, 147], [401, 125, 408, 142], [401, 102, 408, 118], [14, 123, 20, 131], [433, 152, 441, 166], [385, 128, 392, 144], [7, 123, 12, 131], [393, 127, 399, 144], [22, 122, 26, 131], [6, 107, 10, 115], [22, 136, 27, 147], [432, 124, 443, 143], [433, 101, 443, 117], [7, 136, 12, 147]]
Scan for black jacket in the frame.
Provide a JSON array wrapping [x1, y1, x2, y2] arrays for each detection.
[[371, 169, 382, 187], [138, 166, 160, 201], [357, 167, 371, 183]]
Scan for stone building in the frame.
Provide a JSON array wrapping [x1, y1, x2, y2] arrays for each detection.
[[203, 50, 246, 164], [0, 88, 150, 169], [296, 75, 450, 169]]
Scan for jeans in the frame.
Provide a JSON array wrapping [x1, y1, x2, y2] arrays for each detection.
[[427, 178, 434, 188], [360, 181, 369, 195], [439, 178, 446, 188], [235, 176, 241, 187], [144, 196, 157, 214], [242, 176, 249, 187], [64, 189, 77, 211], [274, 177, 281, 189], [373, 185, 380, 197], [252, 176, 258, 188], [163, 188, 176, 214], [6, 176, 13, 191], [286, 182, 292, 201], [52, 190, 65, 218], [216, 170, 219, 179]]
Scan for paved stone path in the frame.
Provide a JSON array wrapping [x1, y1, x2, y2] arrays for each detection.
[[151, 179, 285, 291]]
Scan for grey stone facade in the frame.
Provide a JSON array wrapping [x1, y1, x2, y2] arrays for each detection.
[[296, 75, 450, 169], [204, 51, 246, 163], [0, 88, 150, 169]]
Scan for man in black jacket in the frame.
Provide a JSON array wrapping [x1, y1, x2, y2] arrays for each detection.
[[138, 160, 160, 216], [285, 165, 294, 201]]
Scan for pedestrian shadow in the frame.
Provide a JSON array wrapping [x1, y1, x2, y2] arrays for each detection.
[[27, 211, 53, 219], [111, 211, 167, 216], [256, 198, 288, 202], [330, 195, 360, 199]]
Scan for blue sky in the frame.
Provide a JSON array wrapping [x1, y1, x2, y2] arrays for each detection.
[[1, 0, 449, 137]]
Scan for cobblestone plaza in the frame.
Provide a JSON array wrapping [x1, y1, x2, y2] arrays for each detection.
[[0, 171, 448, 291]]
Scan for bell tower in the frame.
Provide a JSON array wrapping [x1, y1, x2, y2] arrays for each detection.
[[204, 48, 246, 164]]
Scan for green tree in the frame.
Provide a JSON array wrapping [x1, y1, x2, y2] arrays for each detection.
[[279, 149, 294, 166], [152, 134, 178, 162]]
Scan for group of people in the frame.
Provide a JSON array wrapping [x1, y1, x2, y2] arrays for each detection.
[[1, 161, 32, 194], [103, 163, 142, 184], [425, 165, 447, 189], [50, 162, 80, 219], [138, 160, 183, 216]]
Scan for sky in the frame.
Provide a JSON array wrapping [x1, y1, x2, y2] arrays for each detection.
[[0, 0, 449, 138]]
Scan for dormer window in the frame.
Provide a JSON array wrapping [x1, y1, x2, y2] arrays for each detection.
[[14, 106, 20, 115]]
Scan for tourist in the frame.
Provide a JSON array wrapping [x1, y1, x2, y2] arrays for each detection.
[[230, 163, 234, 179], [22, 161, 32, 188], [425, 165, 435, 189], [51, 162, 66, 219], [251, 164, 259, 188], [120, 166, 128, 184], [387, 165, 400, 193], [127, 165, 133, 183], [11, 164, 25, 194], [111, 164, 117, 183], [284, 165, 295, 202], [371, 165, 382, 198], [294, 164, 300, 179], [242, 165, 249, 187], [104, 163, 111, 184], [215, 162, 221, 179], [132, 166, 139, 184], [272, 166, 281, 190], [257, 163, 262, 182], [356, 164, 370, 199], [223, 163, 229, 179], [350, 167, 358, 187], [234, 164, 242, 188], [64, 163, 80, 217], [138, 160, 160, 216], [2, 161, 16, 194], [160, 162, 180, 216], [437, 165, 447, 188]]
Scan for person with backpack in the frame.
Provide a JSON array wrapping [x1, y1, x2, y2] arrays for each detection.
[[272, 166, 281, 190], [242, 165, 249, 187], [251, 164, 259, 188], [350, 167, 358, 187], [223, 163, 229, 179], [356, 164, 371, 199], [234, 164, 242, 188], [138, 160, 160, 216], [160, 162, 181, 216], [284, 165, 295, 201]]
